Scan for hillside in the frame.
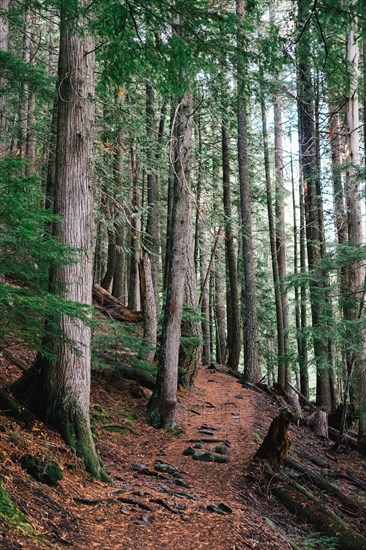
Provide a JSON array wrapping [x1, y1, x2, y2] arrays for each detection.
[[1, 351, 366, 549]]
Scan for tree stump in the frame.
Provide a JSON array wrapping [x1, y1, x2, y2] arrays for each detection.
[[313, 410, 328, 438], [254, 411, 290, 472]]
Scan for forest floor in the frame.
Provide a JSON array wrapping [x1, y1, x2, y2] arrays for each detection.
[[1, 347, 366, 549]]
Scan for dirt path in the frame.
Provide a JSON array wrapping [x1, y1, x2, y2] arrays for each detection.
[[63, 367, 286, 549]]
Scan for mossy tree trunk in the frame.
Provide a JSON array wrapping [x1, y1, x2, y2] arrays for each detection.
[[12, 0, 107, 481]]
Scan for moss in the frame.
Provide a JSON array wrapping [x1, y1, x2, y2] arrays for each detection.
[[0, 481, 36, 535], [114, 406, 137, 422], [20, 454, 63, 485], [92, 404, 111, 425], [103, 426, 128, 436]]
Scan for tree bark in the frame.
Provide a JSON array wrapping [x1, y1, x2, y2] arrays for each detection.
[[236, 0, 259, 383], [344, 10, 366, 452], [297, 0, 332, 412], [222, 89, 240, 371], [147, 92, 193, 428], [12, 0, 107, 480], [141, 253, 157, 362], [0, 0, 9, 158]]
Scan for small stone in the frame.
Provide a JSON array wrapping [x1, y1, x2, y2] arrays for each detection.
[[182, 447, 196, 456], [120, 506, 130, 515], [154, 460, 181, 477], [207, 502, 233, 515], [175, 479, 190, 488], [175, 503, 186, 511], [193, 443, 203, 449], [215, 444, 229, 455], [235, 393, 243, 399]]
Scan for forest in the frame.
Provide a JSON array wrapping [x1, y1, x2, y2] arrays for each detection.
[[1, 0, 366, 548]]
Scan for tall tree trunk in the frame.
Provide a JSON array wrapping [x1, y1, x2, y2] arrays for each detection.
[[213, 249, 226, 364], [222, 84, 240, 371], [147, 92, 193, 428], [145, 83, 160, 303], [196, 114, 210, 367], [259, 83, 285, 386], [112, 132, 126, 301], [291, 148, 309, 397], [12, 0, 106, 480], [0, 0, 9, 158], [274, 94, 291, 386], [179, 209, 203, 388], [127, 143, 141, 310], [297, 0, 331, 411], [344, 13, 366, 450], [236, 0, 260, 383]]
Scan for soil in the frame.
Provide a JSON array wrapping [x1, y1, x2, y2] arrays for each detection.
[[1, 353, 366, 549]]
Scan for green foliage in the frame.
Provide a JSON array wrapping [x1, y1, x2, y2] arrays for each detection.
[[0, 158, 91, 355], [0, 481, 37, 535], [0, 51, 54, 99]]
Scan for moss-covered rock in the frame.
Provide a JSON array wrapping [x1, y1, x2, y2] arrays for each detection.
[[20, 454, 63, 485], [215, 444, 229, 455], [207, 502, 233, 514]]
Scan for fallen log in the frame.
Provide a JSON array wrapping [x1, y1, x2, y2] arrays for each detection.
[[94, 351, 156, 390], [292, 447, 332, 468], [328, 426, 358, 450], [92, 284, 143, 322], [284, 456, 366, 515], [272, 481, 366, 550]]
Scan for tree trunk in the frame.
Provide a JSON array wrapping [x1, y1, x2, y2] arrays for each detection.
[[145, 83, 160, 303], [214, 248, 226, 364], [112, 131, 126, 302], [259, 79, 286, 387], [237, 0, 260, 383], [147, 92, 193, 428], [222, 90, 240, 371], [12, 0, 107, 480], [128, 143, 141, 310], [0, 0, 9, 158], [291, 150, 309, 397], [344, 13, 366, 451], [297, 0, 332, 412], [141, 253, 157, 362], [272, 482, 366, 550]]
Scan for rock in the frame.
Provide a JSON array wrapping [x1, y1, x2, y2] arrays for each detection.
[[182, 447, 196, 456], [20, 454, 63, 485], [215, 444, 229, 455], [192, 451, 228, 464], [207, 502, 233, 515], [175, 479, 190, 488], [235, 393, 243, 399], [154, 460, 182, 478], [198, 429, 214, 436], [193, 443, 203, 449]]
